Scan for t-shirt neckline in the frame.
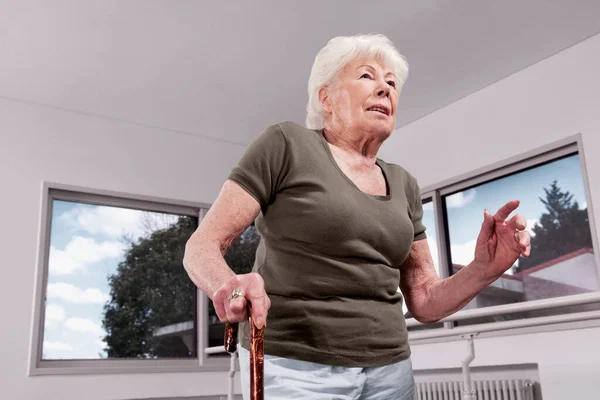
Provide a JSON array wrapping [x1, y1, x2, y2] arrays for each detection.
[[318, 130, 392, 202]]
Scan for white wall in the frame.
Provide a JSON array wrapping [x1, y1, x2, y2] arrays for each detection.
[[3, 28, 600, 400], [381, 33, 600, 399], [0, 98, 247, 399], [531, 252, 598, 291]]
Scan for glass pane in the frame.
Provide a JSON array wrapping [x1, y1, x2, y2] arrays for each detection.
[[42, 200, 198, 360], [444, 153, 599, 316], [422, 200, 440, 277], [208, 224, 260, 352]]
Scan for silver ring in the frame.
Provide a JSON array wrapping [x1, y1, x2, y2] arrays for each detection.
[[227, 288, 243, 302]]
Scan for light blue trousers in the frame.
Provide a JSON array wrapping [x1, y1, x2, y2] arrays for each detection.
[[238, 346, 415, 400]]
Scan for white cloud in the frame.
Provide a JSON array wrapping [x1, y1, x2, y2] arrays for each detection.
[[43, 333, 107, 360], [65, 317, 104, 336], [43, 340, 73, 352], [446, 189, 477, 208], [58, 204, 178, 242], [526, 218, 539, 237], [49, 236, 125, 275], [47, 283, 110, 304], [59, 204, 144, 239], [44, 304, 66, 327], [450, 238, 520, 275], [580, 201, 588, 210], [450, 239, 477, 267]]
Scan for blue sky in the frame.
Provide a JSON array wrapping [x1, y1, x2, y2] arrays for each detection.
[[421, 154, 590, 275], [43, 201, 178, 360]]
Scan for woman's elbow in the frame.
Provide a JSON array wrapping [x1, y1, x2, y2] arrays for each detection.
[[412, 314, 441, 325], [406, 305, 441, 325], [182, 232, 204, 272]]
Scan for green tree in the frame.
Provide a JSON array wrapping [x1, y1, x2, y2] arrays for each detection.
[[102, 215, 197, 358], [102, 217, 260, 357], [515, 180, 592, 272]]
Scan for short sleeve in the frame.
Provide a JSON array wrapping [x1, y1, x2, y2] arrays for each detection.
[[227, 123, 290, 209], [410, 178, 427, 241]]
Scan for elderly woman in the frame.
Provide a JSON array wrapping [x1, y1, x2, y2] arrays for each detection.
[[183, 33, 531, 399]]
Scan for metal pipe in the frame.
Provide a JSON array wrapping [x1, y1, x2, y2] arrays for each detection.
[[205, 346, 228, 354], [461, 334, 477, 400], [203, 346, 238, 400], [409, 309, 600, 341], [406, 292, 600, 327], [228, 352, 236, 400]]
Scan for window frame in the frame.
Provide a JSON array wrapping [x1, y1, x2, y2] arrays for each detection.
[[29, 182, 234, 376], [407, 133, 600, 341]]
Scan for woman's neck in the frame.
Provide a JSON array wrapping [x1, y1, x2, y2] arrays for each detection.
[[322, 125, 384, 168]]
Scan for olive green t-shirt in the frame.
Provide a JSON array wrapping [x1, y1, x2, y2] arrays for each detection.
[[228, 121, 427, 367]]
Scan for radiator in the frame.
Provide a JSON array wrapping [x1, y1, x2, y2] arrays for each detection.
[[415, 379, 535, 400]]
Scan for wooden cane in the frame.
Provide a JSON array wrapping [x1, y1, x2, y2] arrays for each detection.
[[224, 304, 264, 400]]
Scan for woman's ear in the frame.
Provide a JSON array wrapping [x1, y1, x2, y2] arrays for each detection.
[[319, 86, 332, 113]]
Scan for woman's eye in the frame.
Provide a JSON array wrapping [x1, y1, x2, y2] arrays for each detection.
[[387, 80, 396, 88], [360, 73, 372, 79]]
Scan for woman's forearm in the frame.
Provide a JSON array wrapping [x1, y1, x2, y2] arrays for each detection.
[[183, 180, 261, 300], [403, 204, 529, 324], [183, 237, 235, 299], [413, 261, 495, 323]]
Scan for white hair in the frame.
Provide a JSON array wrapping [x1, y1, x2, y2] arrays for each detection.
[[305, 33, 409, 130]]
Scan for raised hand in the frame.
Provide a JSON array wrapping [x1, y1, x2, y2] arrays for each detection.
[[473, 200, 531, 282]]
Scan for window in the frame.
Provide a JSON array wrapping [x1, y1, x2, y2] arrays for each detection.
[[446, 153, 598, 314], [31, 185, 209, 374], [42, 198, 198, 360], [407, 135, 600, 337]]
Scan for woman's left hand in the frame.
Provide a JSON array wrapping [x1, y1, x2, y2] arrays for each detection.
[[473, 200, 531, 282]]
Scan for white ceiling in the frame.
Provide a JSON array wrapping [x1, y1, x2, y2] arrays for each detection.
[[3, 0, 600, 145]]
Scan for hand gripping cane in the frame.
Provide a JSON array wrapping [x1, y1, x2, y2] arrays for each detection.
[[224, 304, 264, 400]]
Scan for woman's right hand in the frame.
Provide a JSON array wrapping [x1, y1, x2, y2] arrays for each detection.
[[212, 272, 271, 329]]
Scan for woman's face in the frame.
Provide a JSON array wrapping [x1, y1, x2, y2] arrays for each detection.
[[323, 56, 399, 137]]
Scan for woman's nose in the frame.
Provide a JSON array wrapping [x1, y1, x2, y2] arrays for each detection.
[[377, 87, 390, 97], [376, 80, 390, 97]]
